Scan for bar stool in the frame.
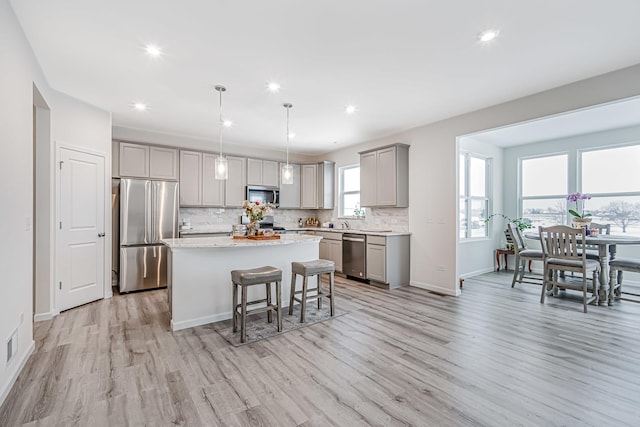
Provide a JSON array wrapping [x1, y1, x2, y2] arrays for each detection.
[[231, 266, 282, 343], [289, 260, 335, 323]]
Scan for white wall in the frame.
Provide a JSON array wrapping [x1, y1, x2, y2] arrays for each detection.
[[1, 1, 112, 405], [1, 0, 46, 404], [321, 63, 640, 296]]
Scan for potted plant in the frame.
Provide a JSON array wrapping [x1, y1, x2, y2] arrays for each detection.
[[484, 213, 532, 232], [566, 192, 592, 228], [485, 213, 532, 249]]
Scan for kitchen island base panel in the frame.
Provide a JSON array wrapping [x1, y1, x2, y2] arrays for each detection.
[[168, 239, 320, 331]]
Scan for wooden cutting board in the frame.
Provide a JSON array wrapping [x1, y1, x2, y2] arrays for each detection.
[[247, 235, 281, 240]]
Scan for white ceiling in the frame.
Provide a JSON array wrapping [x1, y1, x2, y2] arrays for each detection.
[[10, 0, 640, 154]]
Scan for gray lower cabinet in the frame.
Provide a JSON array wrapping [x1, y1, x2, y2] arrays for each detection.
[[366, 235, 410, 288], [316, 231, 342, 273]]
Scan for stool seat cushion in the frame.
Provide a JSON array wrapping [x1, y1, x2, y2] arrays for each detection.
[[231, 266, 282, 285], [292, 259, 335, 276], [609, 257, 640, 272]]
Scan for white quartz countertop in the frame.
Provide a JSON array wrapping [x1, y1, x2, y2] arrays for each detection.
[[179, 225, 231, 235], [161, 234, 321, 249], [179, 226, 410, 237], [290, 227, 411, 236]]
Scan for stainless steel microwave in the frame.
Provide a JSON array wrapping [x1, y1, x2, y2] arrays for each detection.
[[246, 185, 279, 207]]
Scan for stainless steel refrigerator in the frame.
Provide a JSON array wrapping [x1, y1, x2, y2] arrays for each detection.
[[119, 178, 179, 293]]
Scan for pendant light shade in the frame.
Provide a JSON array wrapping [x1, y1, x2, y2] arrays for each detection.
[[281, 103, 293, 185], [214, 85, 228, 180]]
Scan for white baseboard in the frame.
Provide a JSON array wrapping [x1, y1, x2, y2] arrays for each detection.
[[171, 311, 231, 331], [459, 267, 495, 279], [0, 340, 35, 407], [410, 280, 461, 296], [33, 311, 55, 322]]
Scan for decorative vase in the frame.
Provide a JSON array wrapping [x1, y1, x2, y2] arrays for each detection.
[[247, 220, 260, 236], [572, 217, 592, 229]]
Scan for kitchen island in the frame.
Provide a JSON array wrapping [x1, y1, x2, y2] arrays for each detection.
[[161, 234, 322, 331]]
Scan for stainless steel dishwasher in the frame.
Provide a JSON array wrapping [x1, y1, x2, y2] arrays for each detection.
[[342, 233, 366, 279]]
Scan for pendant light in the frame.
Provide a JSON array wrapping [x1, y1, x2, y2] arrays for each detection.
[[214, 85, 228, 180], [281, 103, 294, 185]]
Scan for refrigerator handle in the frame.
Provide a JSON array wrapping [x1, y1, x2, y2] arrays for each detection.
[[152, 182, 159, 243], [146, 180, 153, 243]]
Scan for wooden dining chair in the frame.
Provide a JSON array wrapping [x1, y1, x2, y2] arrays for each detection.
[[506, 223, 543, 287], [584, 222, 611, 260], [609, 257, 640, 303], [539, 225, 600, 312]]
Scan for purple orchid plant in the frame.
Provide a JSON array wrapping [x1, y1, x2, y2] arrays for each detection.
[[566, 192, 592, 219]]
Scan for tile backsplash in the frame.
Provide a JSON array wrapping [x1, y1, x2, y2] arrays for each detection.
[[180, 206, 409, 232]]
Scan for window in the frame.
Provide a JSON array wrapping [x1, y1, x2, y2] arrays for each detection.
[[339, 164, 363, 217], [581, 145, 640, 235], [518, 145, 640, 236], [520, 154, 568, 228], [460, 153, 490, 239]]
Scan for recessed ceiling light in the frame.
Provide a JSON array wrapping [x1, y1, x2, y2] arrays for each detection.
[[288, 132, 296, 139], [134, 102, 147, 111], [223, 120, 233, 128], [345, 105, 357, 114], [145, 44, 162, 57], [478, 29, 499, 42], [267, 82, 281, 92]]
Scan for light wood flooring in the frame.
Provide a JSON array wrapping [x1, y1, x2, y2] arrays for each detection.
[[2, 272, 640, 426]]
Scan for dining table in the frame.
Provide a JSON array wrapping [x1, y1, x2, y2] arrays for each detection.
[[524, 231, 640, 305]]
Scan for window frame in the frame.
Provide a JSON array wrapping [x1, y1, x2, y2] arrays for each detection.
[[460, 152, 491, 241], [338, 163, 362, 218], [519, 152, 569, 228], [517, 143, 640, 235]]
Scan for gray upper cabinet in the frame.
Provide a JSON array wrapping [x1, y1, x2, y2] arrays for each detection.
[[279, 162, 301, 208], [300, 161, 335, 209], [300, 164, 318, 209], [317, 161, 335, 209], [247, 158, 279, 187], [359, 144, 409, 207], [119, 142, 149, 177], [225, 156, 246, 207], [118, 142, 178, 180], [149, 146, 178, 180], [179, 150, 202, 206], [179, 150, 225, 207], [202, 153, 224, 206]]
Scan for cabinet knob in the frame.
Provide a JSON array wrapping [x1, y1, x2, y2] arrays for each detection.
[[98, 233, 105, 237]]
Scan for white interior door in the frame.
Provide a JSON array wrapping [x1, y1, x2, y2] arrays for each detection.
[[57, 147, 105, 311]]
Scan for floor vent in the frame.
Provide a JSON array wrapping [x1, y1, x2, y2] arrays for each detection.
[[6, 330, 17, 364]]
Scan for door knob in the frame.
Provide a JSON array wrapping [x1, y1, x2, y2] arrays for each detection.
[[98, 232, 105, 237]]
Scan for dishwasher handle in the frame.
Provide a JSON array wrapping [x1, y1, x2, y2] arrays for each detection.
[[343, 236, 366, 242]]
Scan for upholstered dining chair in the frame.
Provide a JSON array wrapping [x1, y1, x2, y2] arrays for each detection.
[[507, 223, 544, 287], [539, 225, 600, 312]]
